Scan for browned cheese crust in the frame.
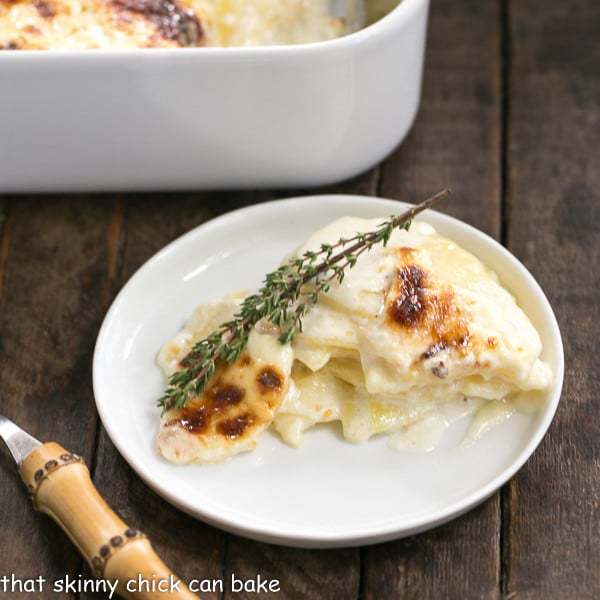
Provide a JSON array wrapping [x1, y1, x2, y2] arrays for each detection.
[[385, 247, 476, 378], [0, 0, 205, 49], [165, 354, 287, 444]]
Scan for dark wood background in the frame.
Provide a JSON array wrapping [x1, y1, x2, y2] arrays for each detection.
[[1, 0, 599, 598]]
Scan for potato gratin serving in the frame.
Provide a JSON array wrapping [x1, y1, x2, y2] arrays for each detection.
[[0, 0, 346, 50], [157, 216, 553, 464]]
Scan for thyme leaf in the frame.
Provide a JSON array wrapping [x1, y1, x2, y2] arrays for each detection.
[[159, 189, 450, 412]]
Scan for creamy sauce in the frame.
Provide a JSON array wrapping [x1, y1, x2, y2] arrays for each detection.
[[157, 218, 553, 463], [1, 0, 347, 50], [204, 0, 346, 47], [463, 399, 516, 446], [390, 397, 483, 452]]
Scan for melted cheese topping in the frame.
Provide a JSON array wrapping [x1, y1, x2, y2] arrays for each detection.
[[158, 294, 293, 463], [0, 0, 346, 50], [157, 218, 553, 463]]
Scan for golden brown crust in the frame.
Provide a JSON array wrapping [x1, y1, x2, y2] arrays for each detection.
[[387, 264, 429, 329], [32, 0, 55, 19], [386, 258, 471, 362], [0, 0, 206, 49], [165, 354, 287, 443], [112, 0, 202, 46]]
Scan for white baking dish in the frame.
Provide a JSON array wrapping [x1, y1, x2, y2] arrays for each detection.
[[0, 0, 429, 192]]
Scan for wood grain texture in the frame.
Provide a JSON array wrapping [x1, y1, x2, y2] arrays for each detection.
[[379, 0, 502, 238], [219, 174, 380, 600], [87, 185, 375, 600], [362, 1, 503, 598], [503, 0, 600, 598], [1, 1, 596, 598], [0, 200, 8, 298], [0, 197, 122, 599], [224, 541, 359, 600], [19, 442, 198, 600], [283, 168, 382, 199], [81, 193, 241, 600], [83, 192, 306, 600]]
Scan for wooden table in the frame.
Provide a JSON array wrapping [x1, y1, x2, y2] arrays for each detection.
[[1, 1, 598, 598]]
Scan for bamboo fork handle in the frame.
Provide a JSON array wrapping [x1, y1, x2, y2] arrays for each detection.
[[19, 442, 199, 600]]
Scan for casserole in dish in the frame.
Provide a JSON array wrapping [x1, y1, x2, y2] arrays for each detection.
[[0, 0, 347, 50], [0, 0, 429, 192]]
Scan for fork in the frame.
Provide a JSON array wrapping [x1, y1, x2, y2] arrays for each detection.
[[0, 414, 198, 600]]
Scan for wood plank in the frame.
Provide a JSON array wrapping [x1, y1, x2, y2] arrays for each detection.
[[86, 431, 226, 600], [283, 168, 381, 199], [504, 1, 600, 597], [362, 0, 503, 598], [0, 199, 8, 297], [82, 193, 255, 600], [88, 183, 377, 599], [379, 0, 502, 238], [220, 170, 380, 600], [81, 194, 230, 598], [224, 541, 359, 600], [0, 196, 122, 600]]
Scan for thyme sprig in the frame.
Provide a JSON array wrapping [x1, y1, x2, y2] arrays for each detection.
[[159, 189, 450, 412]]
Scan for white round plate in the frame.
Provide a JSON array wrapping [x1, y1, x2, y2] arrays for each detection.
[[93, 195, 564, 548]]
